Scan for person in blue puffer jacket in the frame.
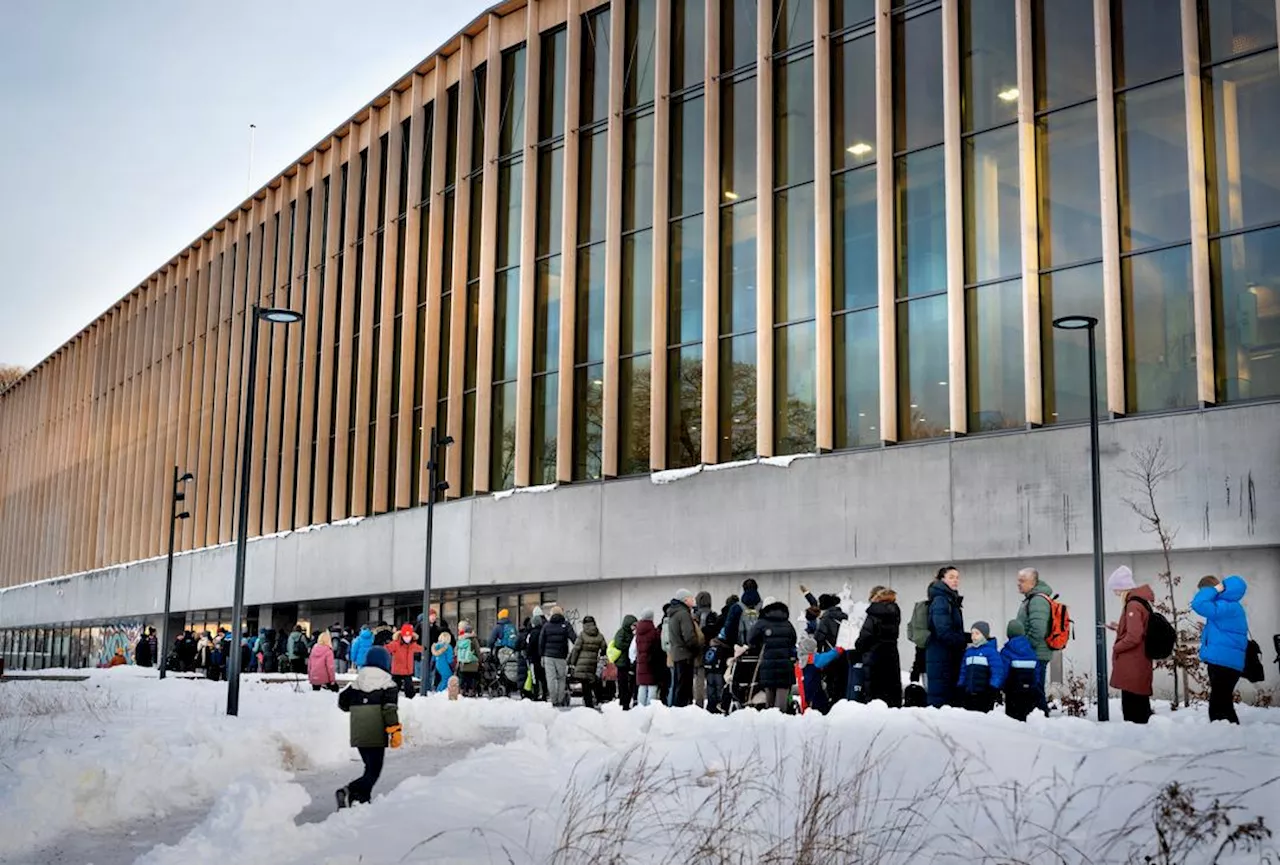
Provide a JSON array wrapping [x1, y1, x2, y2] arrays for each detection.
[[1191, 575, 1250, 725], [350, 626, 375, 670], [957, 621, 1006, 714]]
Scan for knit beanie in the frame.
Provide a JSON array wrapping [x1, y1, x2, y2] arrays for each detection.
[[1006, 619, 1025, 639], [639, 608, 655, 622], [365, 646, 392, 673], [971, 621, 991, 640], [1107, 565, 1137, 593], [798, 635, 818, 656]]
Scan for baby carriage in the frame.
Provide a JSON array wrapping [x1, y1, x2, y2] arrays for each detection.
[[724, 649, 765, 713], [481, 647, 521, 698]]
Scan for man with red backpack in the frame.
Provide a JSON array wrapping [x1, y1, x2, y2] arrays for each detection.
[[1015, 568, 1068, 716]]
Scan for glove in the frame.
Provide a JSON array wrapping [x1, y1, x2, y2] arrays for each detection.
[[386, 724, 403, 749]]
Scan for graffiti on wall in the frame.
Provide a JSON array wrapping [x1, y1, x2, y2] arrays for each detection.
[[95, 622, 143, 666]]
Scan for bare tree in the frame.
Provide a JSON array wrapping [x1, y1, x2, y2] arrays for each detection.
[[0, 364, 25, 394]]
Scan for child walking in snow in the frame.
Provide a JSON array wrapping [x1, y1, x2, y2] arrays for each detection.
[[431, 631, 455, 692], [336, 645, 402, 808], [1001, 620, 1040, 721], [958, 621, 1007, 713]]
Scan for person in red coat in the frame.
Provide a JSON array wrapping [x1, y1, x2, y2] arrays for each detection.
[[1107, 566, 1155, 724], [387, 623, 424, 699], [630, 609, 662, 706]]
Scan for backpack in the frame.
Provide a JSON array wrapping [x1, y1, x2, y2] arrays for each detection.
[[660, 618, 672, 653], [297, 636, 310, 659], [737, 606, 760, 644], [498, 622, 517, 649], [907, 600, 931, 649], [457, 637, 478, 665], [702, 644, 721, 669], [1030, 592, 1073, 651], [1131, 597, 1175, 660]]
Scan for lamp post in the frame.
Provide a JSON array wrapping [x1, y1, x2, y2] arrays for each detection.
[[159, 467, 194, 680], [420, 426, 453, 695], [227, 305, 302, 716], [1052, 314, 1109, 722]]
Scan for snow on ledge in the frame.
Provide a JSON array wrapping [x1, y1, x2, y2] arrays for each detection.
[[492, 483, 559, 501], [652, 453, 816, 484]]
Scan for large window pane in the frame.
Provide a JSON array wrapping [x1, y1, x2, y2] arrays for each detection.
[[964, 126, 1022, 284], [774, 0, 814, 52], [1033, 0, 1096, 110], [775, 321, 816, 454], [623, 231, 654, 355], [775, 184, 817, 322], [573, 363, 604, 480], [672, 0, 706, 91], [465, 281, 479, 389], [962, 0, 1019, 133], [966, 279, 1025, 431], [896, 146, 947, 298], [1205, 51, 1280, 235], [625, 0, 657, 108], [723, 0, 758, 73], [775, 54, 815, 188], [1037, 102, 1102, 268], [462, 390, 477, 495], [668, 344, 703, 467], [1118, 79, 1190, 252], [497, 161, 523, 270], [834, 308, 880, 447], [582, 10, 611, 124], [576, 244, 607, 364], [1113, 0, 1182, 88], [531, 374, 559, 484], [834, 167, 878, 311], [671, 96, 705, 218], [579, 129, 609, 243], [499, 47, 527, 156], [720, 201, 759, 334], [670, 217, 705, 345], [624, 112, 656, 232], [493, 269, 520, 382], [722, 77, 758, 202], [540, 28, 567, 141], [536, 147, 564, 258], [491, 381, 517, 490], [534, 257, 561, 374], [718, 334, 758, 460], [833, 0, 876, 31], [893, 9, 945, 152], [1123, 245, 1196, 413], [833, 34, 877, 170], [619, 354, 652, 475], [1040, 263, 1107, 423], [898, 294, 950, 440], [1211, 226, 1280, 401], [1200, 0, 1277, 64]]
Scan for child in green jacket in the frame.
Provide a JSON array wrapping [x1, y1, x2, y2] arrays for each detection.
[[336, 645, 402, 808]]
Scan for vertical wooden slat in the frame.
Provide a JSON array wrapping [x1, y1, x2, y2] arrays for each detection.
[[447, 40, 477, 494], [352, 119, 382, 517], [1093, 0, 1124, 415], [314, 139, 344, 525], [875, 0, 897, 443], [280, 173, 309, 528], [556, 1, 583, 481], [296, 161, 326, 526], [373, 99, 403, 513], [942, 0, 966, 436], [601, 0, 625, 477], [333, 131, 361, 523], [205, 230, 232, 546], [1015, 0, 1042, 427], [650, 0, 672, 469], [475, 16, 503, 494], [396, 75, 426, 509], [143, 276, 167, 557], [813, 0, 834, 452], [419, 69, 449, 501], [1181, 0, 1214, 406], [701, 0, 722, 463], [263, 180, 294, 532], [755, 0, 775, 458], [122, 290, 147, 560], [249, 192, 278, 536], [219, 213, 249, 541], [194, 241, 221, 548], [515, 3, 542, 487]]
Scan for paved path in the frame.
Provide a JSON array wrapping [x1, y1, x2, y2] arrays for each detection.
[[4, 731, 514, 865]]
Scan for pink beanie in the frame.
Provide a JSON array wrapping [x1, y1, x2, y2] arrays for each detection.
[[1107, 565, 1136, 592]]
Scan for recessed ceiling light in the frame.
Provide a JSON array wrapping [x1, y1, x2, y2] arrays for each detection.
[[998, 87, 1019, 102], [847, 142, 873, 156]]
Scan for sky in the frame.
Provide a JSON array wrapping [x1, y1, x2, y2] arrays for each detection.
[[0, 0, 492, 369]]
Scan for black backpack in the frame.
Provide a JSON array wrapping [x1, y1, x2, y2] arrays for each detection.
[[1131, 598, 1175, 660]]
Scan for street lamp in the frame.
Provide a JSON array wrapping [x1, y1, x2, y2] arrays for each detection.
[[227, 305, 302, 716], [1052, 314, 1109, 722], [420, 426, 453, 695], [159, 467, 194, 680]]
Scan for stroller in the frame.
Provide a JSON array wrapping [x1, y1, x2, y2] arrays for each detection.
[[480, 647, 521, 698], [724, 650, 765, 713]]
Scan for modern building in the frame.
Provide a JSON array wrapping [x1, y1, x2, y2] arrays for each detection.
[[0, 0, 1276, 690]]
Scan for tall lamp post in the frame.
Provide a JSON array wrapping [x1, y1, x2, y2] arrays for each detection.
[[1052, 314, 1109, 721], [420, 426, 453, 694], [227, 305, 302, 716], [159, 467, 194, 680]]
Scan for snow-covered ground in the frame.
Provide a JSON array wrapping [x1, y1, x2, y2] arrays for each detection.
[[1, 668, 1277, 865]]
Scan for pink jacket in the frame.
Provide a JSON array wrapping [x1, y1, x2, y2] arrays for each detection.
[[308, 643, 336, 686]]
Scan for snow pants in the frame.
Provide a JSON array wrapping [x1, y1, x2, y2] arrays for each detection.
[[348, 746, 385, 804]]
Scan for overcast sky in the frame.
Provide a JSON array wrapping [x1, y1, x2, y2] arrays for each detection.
[[0, 0, 491, 369]]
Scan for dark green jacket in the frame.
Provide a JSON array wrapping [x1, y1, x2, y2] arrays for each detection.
[[1015, 580, 1055, 662], [338, 667, 400, 748], [613, 615, 637, 665], [569, 623, 607, 681]]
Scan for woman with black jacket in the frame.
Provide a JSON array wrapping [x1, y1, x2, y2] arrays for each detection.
[[747, 598, 798, 712], [853, 586, 903, 707], [925, 566, 969, 708]]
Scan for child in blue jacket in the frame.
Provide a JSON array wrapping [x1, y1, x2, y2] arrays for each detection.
[[958, 621, 1007, 713], [1191, 574, 1250, 724], [1001, 620, 1040, 721], [796, 636, 845, 714]]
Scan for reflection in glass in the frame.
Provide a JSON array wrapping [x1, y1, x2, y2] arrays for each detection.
[[1113, 0, 1182, 88], [896, 147, 947, 298], [897, 294, 950, 440], [531, 373, 559, 484], [966, 279, 1025, 431], [1033, 0, 1096, 110], [539, 28, 567, 141], [671, 96, 705, 218], [672, 0, 706, 91], [720, 201, 758, 335], [496, 161, 522, 270], [573, 364, 604, 480], [1205, 51, 1280, 235], [834, 167, 878, 311], [832, 0, 876, 31], [619, 355, 652, 475], [1118, 79, 1190, 252], [718, 334, 758, 461], [775, 321, 816, 455], [722, 77, 758, 201], [668, 344, 703, 467], [775, 54, 815, 188], [1200, 0, 1277, 64], [722, 0, 757, 73], [534, 257, 561, 374], [465, 280, 479, 389], [834, 309, 880, 448], [579, 129, 609, 243], [462, 390, 477, 495], [624, 112, 656, 232], [576, 244, 607, 364], [962, 0, 1018, 133], [1210, 226, 1280, 401], [623, 231, 654, 355], [1123, 245, 1196, 412], [775, 184, 817, 322], [833, 34, 877, 170], [467, 177, 484, 280], [670, 217, 704, 345], [963, 126, 1022, 284], [582, 10, 611, 124], [1037, 102, 1102, 268], [493, 269, 520, 382], [625, 0, 657, 108], [491, 382, 517, 491], [499, 47, 526, 156], [1040, 263, 1107, 423], [536, 147, 564, 258], [893, 9, 945, 152], [773, 0, 814, 52]]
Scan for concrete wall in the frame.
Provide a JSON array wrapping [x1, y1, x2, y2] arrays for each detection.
[[3, 402, 1277, 695]]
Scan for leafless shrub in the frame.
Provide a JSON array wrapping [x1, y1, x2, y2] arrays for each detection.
[[1058, 668, 1094, 718], [0, 684, 121, 754], [1140, 780, 1275, 865]]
